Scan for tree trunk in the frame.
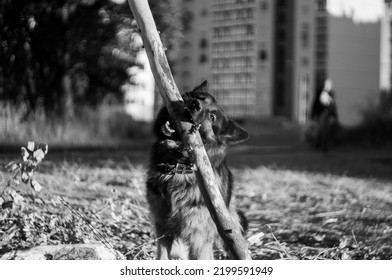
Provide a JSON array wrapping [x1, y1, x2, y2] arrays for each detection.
[[61, 71, 74, 119]]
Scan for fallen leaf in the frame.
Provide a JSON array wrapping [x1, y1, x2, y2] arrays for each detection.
[[248, 232, 265, 245], [339, 238, 349, 249], [111, 212, 122, 222], [341, 252, 352, 260], [31, 179, 43, 192], [27, 141, 35, 152], [21, 172, 30, 183], [21, 147, 29, 162], [33, 149, 45, 163]]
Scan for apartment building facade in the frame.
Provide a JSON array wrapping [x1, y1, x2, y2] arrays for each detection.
[[175, 0, 319, 122], [380, 2, 392, 91]]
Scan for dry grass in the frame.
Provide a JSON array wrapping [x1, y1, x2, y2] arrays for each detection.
[[237, 167, 392, 259], [0, 103, 151, 146], [1, 147, 391, 260], [0, 159, 154, 259]]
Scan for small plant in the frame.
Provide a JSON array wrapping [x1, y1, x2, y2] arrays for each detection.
[[0, 142, 127, 259], [0, 141, 48, 208]]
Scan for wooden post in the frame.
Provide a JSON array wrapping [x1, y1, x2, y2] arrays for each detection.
[[127, 0, 251, 260]]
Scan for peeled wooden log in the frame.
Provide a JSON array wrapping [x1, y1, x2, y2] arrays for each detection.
[[127, 0, 251, 259]]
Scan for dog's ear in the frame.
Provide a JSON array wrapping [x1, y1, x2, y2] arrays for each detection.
[[192, 80, 208, 92], [219, 120, 250, 145]]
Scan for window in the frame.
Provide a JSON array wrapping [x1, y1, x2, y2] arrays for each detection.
[[182, 11, 194, 32], [277, 47, 285, 72], [237, 10, 244, 20], [199, 54, 208, 63], [200, 38, 208, 48], [245, 73, 252, 83], [260, 1, 268, 10], [247, 8, 253, 18], [211, 60, 216, 70], [245, 57, 252, 67], [224, 27, 230, 36], [223, 59, 229, 68], [224, 11, 231, 20], [278, 29, 285, 40], [246, 25, 254, 35], [246, 41, 252, 50], [235, 41, 242, 51], [317, 0, 326, 12], [259, 50, 267, 61], [276, 80, 285, 107], [301, 23, 310, 48], [278, 12, 286, 24], [213, 27, 221, 38]]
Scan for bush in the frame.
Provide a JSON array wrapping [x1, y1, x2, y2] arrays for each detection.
[[343, 90, 392, 146], [106, 111, 151, 140]]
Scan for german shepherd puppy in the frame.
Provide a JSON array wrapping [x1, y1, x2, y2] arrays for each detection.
[[146, 81, 249, 259]]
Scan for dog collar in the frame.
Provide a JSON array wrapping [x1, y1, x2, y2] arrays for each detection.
[[157, 162, 196, 175]]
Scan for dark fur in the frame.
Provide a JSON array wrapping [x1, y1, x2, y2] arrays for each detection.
[[146, 81, 249, 259]]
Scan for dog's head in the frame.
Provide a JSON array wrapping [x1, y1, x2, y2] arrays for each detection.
[[154, 81, 249, 147], [183, 81, 249, 146]]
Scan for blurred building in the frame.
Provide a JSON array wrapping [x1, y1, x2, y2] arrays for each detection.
[[173, 0, 388, 125], [175, 0, 318, 122], [328, 15, 381, 125], [326, 0, 384, 125], [315, 0, 328, 89], [380, 2, 392, 91]]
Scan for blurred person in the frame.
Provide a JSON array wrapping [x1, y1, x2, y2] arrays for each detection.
[[309, 79, 339, 151], [311, 79, 338, 119]]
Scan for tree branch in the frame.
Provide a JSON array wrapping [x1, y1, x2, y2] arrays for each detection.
[[127, 0, 251, 260]]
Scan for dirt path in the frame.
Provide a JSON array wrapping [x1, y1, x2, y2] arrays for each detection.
[[229, 143, 392, 181]]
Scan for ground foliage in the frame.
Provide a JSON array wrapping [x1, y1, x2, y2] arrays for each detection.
[[1, 146, 392, 260]]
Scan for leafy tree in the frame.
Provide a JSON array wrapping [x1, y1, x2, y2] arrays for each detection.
[[0, 0, 182, 118]]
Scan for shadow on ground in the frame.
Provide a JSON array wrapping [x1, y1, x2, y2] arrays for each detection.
[[228, 119, 392, 181]]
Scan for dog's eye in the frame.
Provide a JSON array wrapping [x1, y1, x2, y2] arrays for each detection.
[[209, 113, 217, 122]]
